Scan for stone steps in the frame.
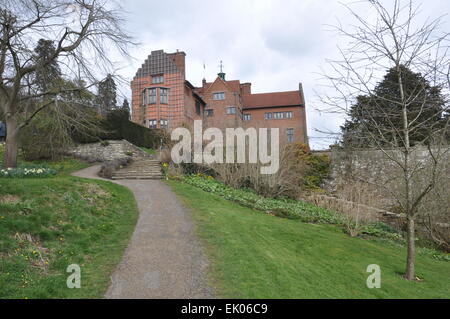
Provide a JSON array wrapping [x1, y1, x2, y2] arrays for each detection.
[[112, 175, 164, 180], [111, 158, 163, 180]]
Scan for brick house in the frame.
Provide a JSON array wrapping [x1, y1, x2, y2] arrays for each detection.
[[131, 50, 308, 145]]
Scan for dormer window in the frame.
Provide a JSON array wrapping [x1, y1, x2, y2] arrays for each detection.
[[213, 92, 225, 100], [152, 75, 164, 84]]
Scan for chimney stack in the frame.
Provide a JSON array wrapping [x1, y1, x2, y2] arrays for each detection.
[[241, 82, 252, 95]]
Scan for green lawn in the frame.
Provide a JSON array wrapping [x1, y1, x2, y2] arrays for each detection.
[[140, 147, 156, 156], [0, 158, 138, 298], [168, 180, 450, 299]]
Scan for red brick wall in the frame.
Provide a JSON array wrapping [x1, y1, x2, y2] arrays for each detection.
[[198, 78, 243, 130], [131, 73, 185, 130], [131, 51, 187, 130], [183, 86, 205, 130], [243, 106, 308, 145]]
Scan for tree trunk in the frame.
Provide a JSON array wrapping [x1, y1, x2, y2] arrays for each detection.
[[405, 217, 416, 280], [4, 114, 19, 168]]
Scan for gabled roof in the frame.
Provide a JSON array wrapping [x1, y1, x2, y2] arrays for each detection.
[[185, 81, 206, 105], [243, 91, 303, 110], [200, 77, 241, 93]]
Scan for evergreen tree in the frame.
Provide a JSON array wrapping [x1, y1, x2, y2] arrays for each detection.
[[33, 39, 61, 92], [97, 74, 117, 117], [342, 65, 447, 147], [121, 98, 130, 119]]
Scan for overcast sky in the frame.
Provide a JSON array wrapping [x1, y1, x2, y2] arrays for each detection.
[[114, 0, 450, 150]]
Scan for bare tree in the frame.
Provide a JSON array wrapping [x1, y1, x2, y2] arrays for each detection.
[[0, 0, 134, 167], [319, 0, 450, 280]]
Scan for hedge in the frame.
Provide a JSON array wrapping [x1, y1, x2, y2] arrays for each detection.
[[73, 109, 169, 149]]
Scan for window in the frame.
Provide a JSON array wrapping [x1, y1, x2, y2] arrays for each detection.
[[160, 119, 168, 129], [213, 92, 225, 100], [286, 128, 294, 143], [264, 112, 273, 120], [152, 75, 164, 84], [243, 114, 251, 121], [148, 119, 157, 129], [148, 88, 157, 104], [274, 112, 284, 119], [195, 101, 202, 115], [205, 109, 214, 117], [160, 88, 169, 104], [227, 106, 236, 114], [285, 111, 293, 119]]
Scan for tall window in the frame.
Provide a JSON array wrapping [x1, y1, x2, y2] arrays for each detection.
[[286, 128, 294, 143], [205, 109, 214, 117], [213, 92, 225, 100], [160, 119, 168, 129], [285, 111, 293, 119], [160, 88, 169, 104], [148, 88, 157, 104], [243, 114, 251, 121], [152, 75, 164, 84], [148, 119, 157, 129], [264, 112, 273, 120], [227, 106, 236, 114]]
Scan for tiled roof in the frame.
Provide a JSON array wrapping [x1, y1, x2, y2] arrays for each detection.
[[243, 91, 303, 109]]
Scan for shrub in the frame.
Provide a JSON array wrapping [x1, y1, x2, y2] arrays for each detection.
[[158, 148, 172, 164], [207, 143, 307, 198], [361, 222, 403, 240], [303, 153, 331, 190], [99, 157, 132, 179]]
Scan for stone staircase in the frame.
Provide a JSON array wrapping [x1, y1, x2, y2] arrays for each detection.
[[112, 157, 164, 180]]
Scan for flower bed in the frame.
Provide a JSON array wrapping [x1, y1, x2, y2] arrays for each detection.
[[0, 166, 57, 178], [181, 174, 345, 224]]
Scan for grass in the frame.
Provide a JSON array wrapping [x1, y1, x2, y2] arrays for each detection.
[[0, 148, 138, 298], [140, 147, 156, 156], [168, 180, 450, 299]]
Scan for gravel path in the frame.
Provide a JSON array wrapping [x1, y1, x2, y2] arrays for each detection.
[[72, 165, 214, 299]]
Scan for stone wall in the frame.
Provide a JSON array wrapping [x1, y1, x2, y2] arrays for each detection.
[[328, 145, 450, 191], [66, 140, 151, 162]]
